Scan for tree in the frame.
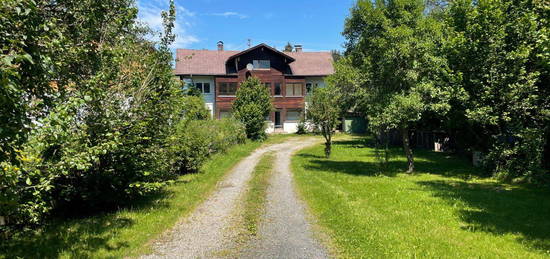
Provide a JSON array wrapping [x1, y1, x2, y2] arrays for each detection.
[[283, 42, 294, 52], [443, 0, 549, 181], [0, 0, 188, 227], [331, 50, 343, 62], [306, 86, 342, 158], [340, 0, 453, 172], [233, 77, 273, 140]]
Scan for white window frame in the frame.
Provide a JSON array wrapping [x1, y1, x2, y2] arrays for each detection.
[[194, 82, 211, 94]]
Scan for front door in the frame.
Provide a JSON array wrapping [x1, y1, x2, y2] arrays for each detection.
[[275, 111, 282, 128]]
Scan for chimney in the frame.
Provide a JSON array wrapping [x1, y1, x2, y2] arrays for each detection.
[[294, 44, 303, 52], [217, 41, 224, 51]]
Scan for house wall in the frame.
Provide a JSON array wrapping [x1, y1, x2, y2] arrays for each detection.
[[178, 57, 329, 133], [181, 76, 216, 118], [214, 68, 307, 132]]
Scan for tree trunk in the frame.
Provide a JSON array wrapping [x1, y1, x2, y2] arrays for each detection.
[[325, 140, 332, 158], [323, 125, 332, 158], [401, 126, 414, 173]]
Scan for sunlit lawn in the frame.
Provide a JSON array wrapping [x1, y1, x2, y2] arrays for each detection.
[[293, 135, 550, 258]]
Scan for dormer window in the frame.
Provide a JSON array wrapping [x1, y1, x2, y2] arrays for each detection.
[[253, 60, 270, 69]]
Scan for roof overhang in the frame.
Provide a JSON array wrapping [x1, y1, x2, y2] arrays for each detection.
[[225, 43, 296, 65]]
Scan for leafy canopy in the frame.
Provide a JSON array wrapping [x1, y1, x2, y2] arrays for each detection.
[[306, 86, 342, 157], [233, 76, 273, 140]]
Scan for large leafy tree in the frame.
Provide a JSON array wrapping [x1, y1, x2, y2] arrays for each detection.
[[341, 0, 453, 172], [233, 77, 273, 140], [306, 86, 342, 158], [444, 0, 549, 180]]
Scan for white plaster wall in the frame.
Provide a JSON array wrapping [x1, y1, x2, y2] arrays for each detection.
[[283, 122, 298, 133], [304, 77, 327, 108], [265, 122, 275, 133], [182, 76, 215, 118]]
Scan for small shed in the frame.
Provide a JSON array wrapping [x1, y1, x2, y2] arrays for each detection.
[[343, 116, 367, 134]]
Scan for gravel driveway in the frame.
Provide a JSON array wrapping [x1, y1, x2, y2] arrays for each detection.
[[142, 137, 328, 259], [240, 138, 329, 259]]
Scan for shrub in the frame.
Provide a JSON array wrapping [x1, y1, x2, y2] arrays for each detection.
[[0, 0, 183, 229], [181, 95, 210, 121], [169, 118, 246, 174], [296, 115, 307, 135]]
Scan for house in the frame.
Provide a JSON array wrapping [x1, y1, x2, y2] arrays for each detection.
[[173, 41, 334, 133]]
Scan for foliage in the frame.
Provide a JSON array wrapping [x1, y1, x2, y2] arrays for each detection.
[[330, 49, 343, 62], [283, 42, 294, 52], [0, 140, 265, 258], [181, 95, 210, 122], [444, 0, 549, 182], [339, 0, 455, 172], [233, 77, 273, 141], [0, 0, 190, 229], [306, 86, 342, 157], [169, 118, 246, 174], [296, 115, 307, 135]]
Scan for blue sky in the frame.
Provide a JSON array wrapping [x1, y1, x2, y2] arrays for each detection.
[[137, 0, 356, 52]]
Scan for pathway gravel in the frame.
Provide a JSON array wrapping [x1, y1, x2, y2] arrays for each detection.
[[240, 138, 329, 259], [142, 137, 328, 259]]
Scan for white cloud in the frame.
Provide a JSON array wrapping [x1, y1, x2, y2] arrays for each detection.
[[137, 0, 199, 49], [210, 12, 248, 19]]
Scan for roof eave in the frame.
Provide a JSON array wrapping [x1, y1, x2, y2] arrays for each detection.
[[225, 43, 296, 65]]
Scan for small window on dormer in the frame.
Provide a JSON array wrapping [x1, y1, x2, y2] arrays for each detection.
[[253, 60, 270, 69]]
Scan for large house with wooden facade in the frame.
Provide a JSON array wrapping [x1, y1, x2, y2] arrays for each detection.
[[174, 41, 335, 133]]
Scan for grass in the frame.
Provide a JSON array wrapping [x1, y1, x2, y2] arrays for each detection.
[[241, 152, 275, 236], [292, 135, 550, 259], [0, 139, 273, 259]]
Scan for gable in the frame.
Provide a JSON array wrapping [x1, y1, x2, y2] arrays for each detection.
[[225, 46, 293, 74]]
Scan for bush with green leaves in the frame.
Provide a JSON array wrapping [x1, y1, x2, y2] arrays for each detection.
[[169, 118, 246, 174], [0, 0, 187, 229], [232, 77, 273, 140]]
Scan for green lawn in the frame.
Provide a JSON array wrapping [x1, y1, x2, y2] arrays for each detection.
[[0, 139, 272, 259], [292, 135, 550, 259]]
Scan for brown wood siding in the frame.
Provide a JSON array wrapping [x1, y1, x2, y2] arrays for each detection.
[[215, 68, 308, 119]]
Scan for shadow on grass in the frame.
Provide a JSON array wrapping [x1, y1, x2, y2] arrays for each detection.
[[333, 138, 371, 148], [299, 152, 483, 179], [0, 190, 173, 259], [418, 180, 550, 252]]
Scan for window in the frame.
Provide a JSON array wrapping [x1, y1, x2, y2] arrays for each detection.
[[253, 60, 270, 69], [274, 83, 282, 96], [219, 110, 232, 119], [219, 82, 237, 95], [286, 110, 302, 121], [194, 82, 210, 94], [306, 83, 312, 94], [286, 83, 303, 97]]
